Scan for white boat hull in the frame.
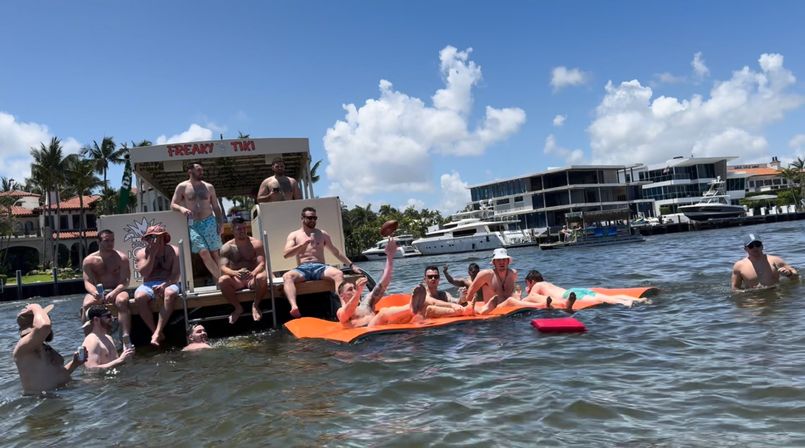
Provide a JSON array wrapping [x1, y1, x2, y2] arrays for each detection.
[[412, 234, 506, 256], [362, 247, 421, 260], [679, 205, 746, 221]]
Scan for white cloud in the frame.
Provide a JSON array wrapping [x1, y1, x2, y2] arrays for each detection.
[[543, 134, 584, 165], [691, 52, 710, 78], [0, 111, 81, 182], [654, 72, 686, 84], [550, 66, 589, 91], [323, 46, 526, 204], [438, 171, 470, 214], [588, 53, 804, 166], [790, 134, 805, 158], [155, 123, 215, 144], [552, 114, 566, 127], [403, 198, 425, 210]]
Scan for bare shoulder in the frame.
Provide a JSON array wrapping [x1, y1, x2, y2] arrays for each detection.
[[134, 247, 145, 258], [733, 257, 748, 269], [251, 237, 263, 250], [170, 244, 180, 255], [204, 181, 215, 189], [116, 250, 129, 261]]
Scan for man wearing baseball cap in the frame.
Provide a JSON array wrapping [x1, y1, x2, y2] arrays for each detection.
[[13, 303, 85, 394], [731, 233, 798, 291]]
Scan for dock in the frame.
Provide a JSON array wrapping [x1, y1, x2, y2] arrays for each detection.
[[635, 211, 805, 236]]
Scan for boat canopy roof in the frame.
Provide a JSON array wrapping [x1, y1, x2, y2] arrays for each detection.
[[128, 138, 311, 198], [565, 207, 631, 225]]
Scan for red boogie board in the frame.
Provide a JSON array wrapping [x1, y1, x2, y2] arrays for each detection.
[[531, 317, 587, 333]]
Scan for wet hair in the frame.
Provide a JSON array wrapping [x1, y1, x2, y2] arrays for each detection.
[[525, 270, 544, 282], [301, 206, 316, 216], [424, 265, 439, 274], [186, 324, 204, 339], [97, 229, 114, 240], [468, 263, 480, 272], [87, 304, 111, 320], [337, 279, 356, 295], [232, 216, 246, 225]]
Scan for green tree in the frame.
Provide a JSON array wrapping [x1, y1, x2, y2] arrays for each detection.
[[63, 154, 103, 258], [780, 157, 805, 210], [0, 194, 15, 271], [30, 137, 67, 267], [310, 160, 322, 184], [82, 137, 125, 189]]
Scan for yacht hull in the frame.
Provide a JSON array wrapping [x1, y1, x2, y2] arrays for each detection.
[[412, 234, 505, 256], [679, 205, 746, 221]]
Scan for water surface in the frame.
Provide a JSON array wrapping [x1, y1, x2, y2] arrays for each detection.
[[1, 221, 804, 446]]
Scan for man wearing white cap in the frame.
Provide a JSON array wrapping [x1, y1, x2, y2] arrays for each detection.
[[731, 233, 798, 291], [464, 248, 533, 314]]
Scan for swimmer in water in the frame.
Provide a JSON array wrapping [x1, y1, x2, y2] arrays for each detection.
[[732, 233, 798, 291]]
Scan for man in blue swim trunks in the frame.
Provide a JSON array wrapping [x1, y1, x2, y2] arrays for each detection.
[[170, 162, 224, 280], [282, 207, 361, 318], [524, 270, 646, 310], [132, 225, 181, 347]]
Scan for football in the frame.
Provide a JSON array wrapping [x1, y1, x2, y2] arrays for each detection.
[[379, 220, 399, 237]]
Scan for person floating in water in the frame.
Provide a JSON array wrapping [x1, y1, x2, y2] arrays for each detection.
[[182, 324, 212, 352], [524, 270, 649, 310], [731, 233, 798, 291]]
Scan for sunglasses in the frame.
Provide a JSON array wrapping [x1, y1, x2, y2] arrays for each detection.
[[303, 216, 318, 221], [746, 241, 763, 249], [426, 274, 440, 280]]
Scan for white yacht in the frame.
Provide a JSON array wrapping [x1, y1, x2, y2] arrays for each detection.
[[361, 234, 422, 260], [411, 218, 523, 256], [679, 177, 746, 221]]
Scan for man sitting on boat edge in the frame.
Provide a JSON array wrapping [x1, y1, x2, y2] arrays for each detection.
[[218, 217, 268, 324], [283, 206, 362, 318]]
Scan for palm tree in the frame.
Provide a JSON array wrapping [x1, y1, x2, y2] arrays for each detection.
[[63, 155, 103, 258], [1, 177, 16, 191], [0, 194, 15, 270], [30, 137, 67, 267], [310, 160, 322, 184], [81, 137, 125, 189]]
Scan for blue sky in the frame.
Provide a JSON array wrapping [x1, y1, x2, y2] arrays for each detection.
[[2, 1, 804, 213]]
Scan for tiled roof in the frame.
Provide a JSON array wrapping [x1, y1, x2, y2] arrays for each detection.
[[11, 206, 38, 216], [44, 195, 100, 210], [728, 167, 782, 176], [53, 230, 99, 239], [0, 191, 40, 197]]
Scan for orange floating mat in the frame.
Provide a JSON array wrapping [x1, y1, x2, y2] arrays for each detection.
[[284, 286, 657, 343]]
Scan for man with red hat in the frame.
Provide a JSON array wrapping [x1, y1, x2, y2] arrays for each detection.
[[13, 303, 85, 394], [131, 224, 181, 347]]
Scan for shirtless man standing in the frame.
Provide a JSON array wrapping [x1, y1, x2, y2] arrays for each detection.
[[82, 305, 134, 370], [282, 207, 360, 318], [132, 225, 181, 347], [170, 162, 223, 279], [218, 217, 268, 324], [525, 270, 647, 309], [13, 303, 85, 394], [257, 157, 302, 203], [81, 229, 130, 322], [182, 324, 212, 352], [463, 248, 533, 314], [732, 233, 798, 291]]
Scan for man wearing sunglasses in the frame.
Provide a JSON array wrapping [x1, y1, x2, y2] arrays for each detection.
[[283, 207, 361, 318], [731, 234, 798, 291], [81, 305, 134, 370]]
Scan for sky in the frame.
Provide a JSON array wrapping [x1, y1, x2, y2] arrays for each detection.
[[2, 1, 805, 214]]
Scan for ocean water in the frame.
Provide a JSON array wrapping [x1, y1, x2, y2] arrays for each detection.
[[1, 220, 804, 447]]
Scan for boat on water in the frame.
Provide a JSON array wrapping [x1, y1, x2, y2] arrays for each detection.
[[679, 176, 746, 221], [361, 234, 422, 260], [100, 137, 364, 345], [539, 208, 645, 250], [411, 217, 527, 255]]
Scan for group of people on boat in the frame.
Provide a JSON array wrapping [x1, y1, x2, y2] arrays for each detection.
[[10, 155, 801, 395]]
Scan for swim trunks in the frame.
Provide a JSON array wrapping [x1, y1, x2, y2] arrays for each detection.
[[562, 287, 596, 299], [189, 215, 223, 254], [292, 262, 328, 281], [135, 280, 181, 301]]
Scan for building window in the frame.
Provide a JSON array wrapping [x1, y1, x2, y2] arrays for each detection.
[[72, 215, 80, 229], [60, 215, 69, 230]]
